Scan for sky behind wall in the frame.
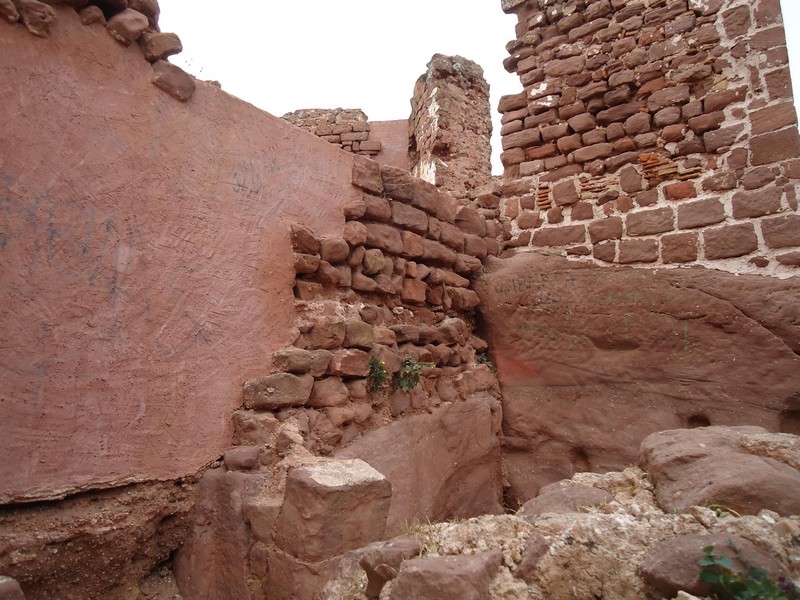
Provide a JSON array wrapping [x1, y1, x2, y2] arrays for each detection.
[[158, 1, 800, 175]]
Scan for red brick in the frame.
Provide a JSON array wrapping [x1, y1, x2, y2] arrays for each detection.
[[588, 217, 623, 243], [531, 224, 586, 247], [761, 214, 800, 248], [664, 182, 697, 201], [703, 223, 759, 259], [750, 128, 800, 166], [731, 187, 784, 218], [498, 92, 528, 112], [662, 232, 699, 263], [500, 120, 524, 136], [626, 207, 675, 236], [618, 239, 659, 263], [677, 199, 726, 229]]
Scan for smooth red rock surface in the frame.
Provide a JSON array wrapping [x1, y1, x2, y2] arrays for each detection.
[[0, 8, 360, 503], [475, 253, 800, 503], [371, 120, 410, 170]]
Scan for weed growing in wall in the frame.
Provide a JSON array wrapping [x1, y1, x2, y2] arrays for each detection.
[[476, 352, 497, 376], [394, 357, 433, 392], [698, 545, 799, 599], [367, 357, 389, 393]]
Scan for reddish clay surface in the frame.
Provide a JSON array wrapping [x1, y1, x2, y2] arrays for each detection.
[[371, 120, 410, 170], [0, 7, 361, 502]]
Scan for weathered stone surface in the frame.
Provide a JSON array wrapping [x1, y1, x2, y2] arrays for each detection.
[[273, 348, 313, 374], [337, 395, 503, 534], [328, 349, 370, 378], [390, 201, 428, 235], [475, 253, 800, 502], [303, 318, 346, 350], [0, 577, 25, 600], [232, 410, 278, 446], [762, 214, 800, 248], [319, 238, 349, 264], [274, 459, 391, 562], [16, 0, 56, 36], [359, 536, 424, 598], [223, 446, 260, 471], [174, 469, 254, 600], [343, 320, 374, 349], [641, 533, 790, 598], [626, 207, 674, 236], [389, 550, 503, 600], [365, 223, 403, 255], [243, 373, 314, 410], [518, 482, 613, 517], [78, 5, 105, 25], [309, 376, 349, 408], [107, 8, 149, 45], [352, 156, 383, 194], [152, 60, 195, 102], [677, 199, 725, 229], [640, 426, 800, 516], [703, 223, 758, 259], [0, 0, 19, 23]]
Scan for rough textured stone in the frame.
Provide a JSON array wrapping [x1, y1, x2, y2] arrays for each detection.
[[762, 214, 800, 248], [626, 208, 674, 236], [640, 426, 800, 516], [518, 482, 613, 517], [618, 239, 658, 263], [274, 460, 391, 562], [661, 232, 698, 264], [273, 348, 313, 374], [243, 373, 314, 410], [152, 60, 195, 102], [641, 533, 791, 599], [337, 395, 503, 535], [0, 577, 25, 600], [352, 156, 383, 194], [389, 551, 503, 600], [588, 217, 623, 243], [359, 536, 424, 598], [107, 8, 149, 45], [328, 349, 370, 378], [0, 0, 19, 23], [703, 223, 758, 259], [475, 254, 800, 501], [309, 376, 349, 408], [677, 199, 725, 229], [16, 0, 56, 37]]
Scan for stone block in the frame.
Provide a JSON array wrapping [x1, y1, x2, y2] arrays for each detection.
[[243, 374, 314, 410], [677, 199, 725, 229], [703, 223, 758, 259], [751, 128, 800, 166], [352, 156, 383, 194], [664, 182, 696, 201], [618, 239, 658, 263], [390, 202, 428, 235], [455, 206, 487, 237], [761, 214, 800, 248], [364, 194, 392, 222], [152, 60, 195, 102], [291, 224, 320, 254], [319, 238, 349, 264], [421, 239, 457, 266], [390, 551, 503, 600], [365, 224, 404, 255], [401, 278, 428, 305], [0, 577, 25, 600], [661, 232, 698, 264], [293, 253, 319, 274], [328, 349, 371, 378], [588, 217, 623, 243], [273, 348, 314, 374], [626, 208, 674, 236], [343, 321, 374, 350], [139, 32, 182, 62], [274, 460, 391, 562], [731, 187, 783, 219], [309, 376, 349, 408], [531, 225, 586, 247], [17, 0, 57, 37], [381, 166, 415, 201], [233, 410, 279, 446]]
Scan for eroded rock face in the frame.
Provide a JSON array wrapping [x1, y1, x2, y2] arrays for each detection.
[[475, 253, 800, 504], [336, 393, 504, 535], [0, 480, 196, 600], [640, 426, 800, 516]]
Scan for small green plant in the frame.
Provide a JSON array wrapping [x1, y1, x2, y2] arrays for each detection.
[[476, 352, 497, 375], [698, 545, 799, 600], [367, 357, 389, 393], [394, 357, 433, 392]]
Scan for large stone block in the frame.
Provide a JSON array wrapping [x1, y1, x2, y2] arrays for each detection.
[[274, 459, 391, 562], [243, 373, 314, 410], [337, 395, 503, 534]]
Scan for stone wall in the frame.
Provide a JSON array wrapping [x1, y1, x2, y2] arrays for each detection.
[[282, 108, 384, 156], [410, 54, 494, 200], [497, 0, 800, 276]]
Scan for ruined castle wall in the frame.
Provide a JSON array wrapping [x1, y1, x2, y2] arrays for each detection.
[[369, 120, 411, 169], [410, 54, 494, 200], [0, 7, 362, 503], [498, 0, 800, 277]]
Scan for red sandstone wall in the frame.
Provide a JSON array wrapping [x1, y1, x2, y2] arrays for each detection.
[[497, 0, 800, 276], [371, 120, 411, 170], [0, 7, 361, 503]]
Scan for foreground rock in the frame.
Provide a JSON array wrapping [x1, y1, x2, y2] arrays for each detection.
[[336, 393, 504, 535], [475, 253, 800, 504], [323, 427, 800, 599]]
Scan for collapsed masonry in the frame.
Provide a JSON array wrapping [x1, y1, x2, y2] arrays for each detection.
[[0, 0, 799, 599]]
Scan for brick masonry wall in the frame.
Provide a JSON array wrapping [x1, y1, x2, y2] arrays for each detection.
[[497, 0, 800, 276], [410, 54, 494, 201], [231, 157, 504, 457], [283, 108, 384, 156]]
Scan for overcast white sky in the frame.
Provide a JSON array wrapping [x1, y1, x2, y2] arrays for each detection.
[[158, 1, 800, 174]]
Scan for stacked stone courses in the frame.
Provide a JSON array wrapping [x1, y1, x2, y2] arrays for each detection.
[[282, 108, 384, 156], [497, 0, 800, 275]]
